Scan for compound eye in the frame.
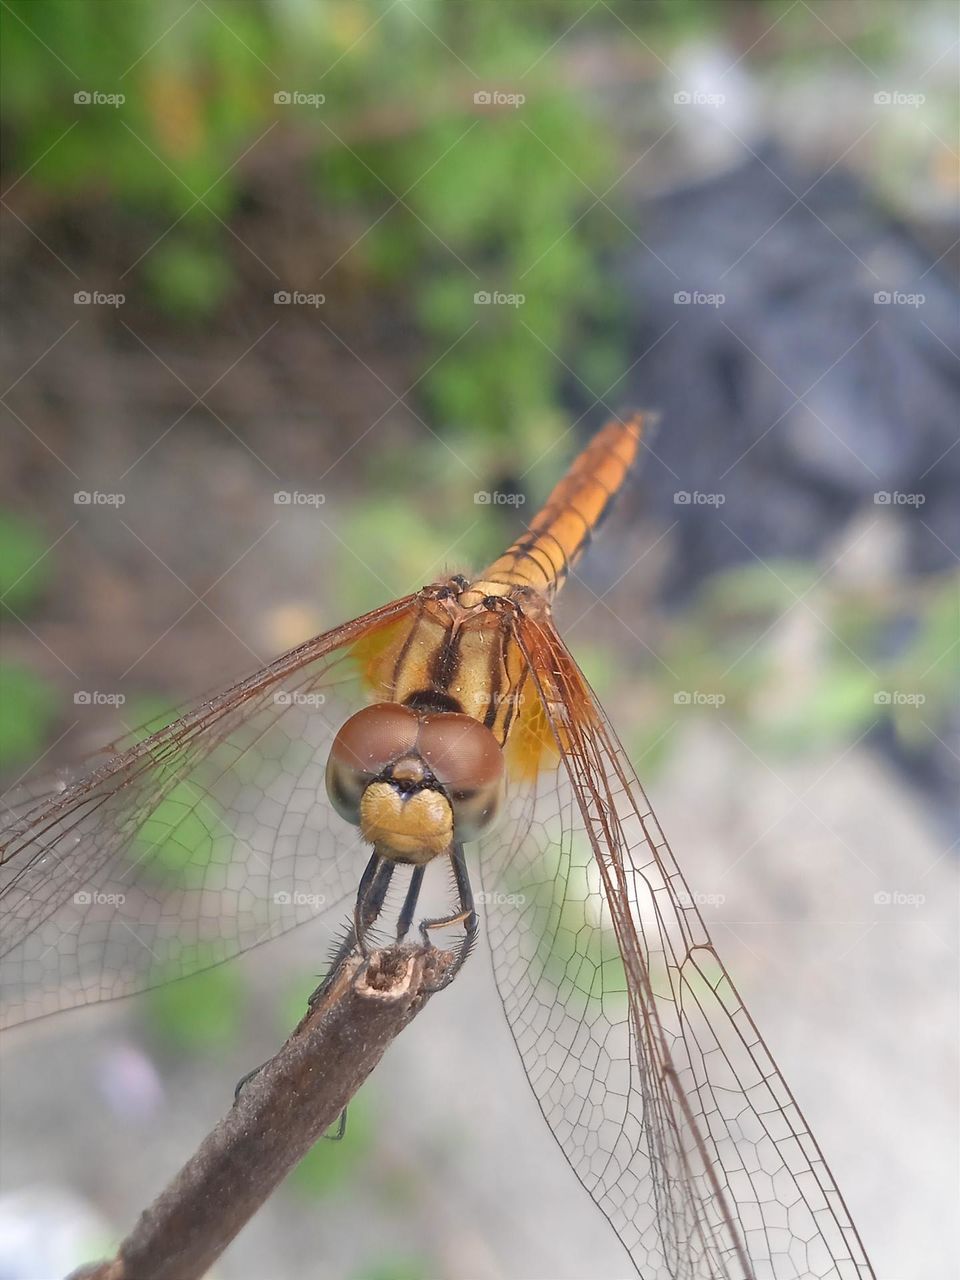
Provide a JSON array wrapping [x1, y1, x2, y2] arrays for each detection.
[[418, 712, 505, 843], [326, 703, 419, 825]]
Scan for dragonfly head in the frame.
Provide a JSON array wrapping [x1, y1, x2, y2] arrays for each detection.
[[326, 702, 505, 862]]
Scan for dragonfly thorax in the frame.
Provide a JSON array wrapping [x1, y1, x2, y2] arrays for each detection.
[[325, 701, 505, 863]]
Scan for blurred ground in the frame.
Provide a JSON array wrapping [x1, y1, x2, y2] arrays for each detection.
[[0, 4, 957, 1280]]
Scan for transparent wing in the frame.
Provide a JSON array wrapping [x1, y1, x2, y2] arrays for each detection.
[[0, 596, 417, 1027], [478, 613, 874, 1280]]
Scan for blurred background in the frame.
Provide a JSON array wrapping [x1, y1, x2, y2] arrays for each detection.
[[0, 2, 957, 1278]]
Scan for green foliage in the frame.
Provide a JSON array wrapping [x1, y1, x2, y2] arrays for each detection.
[[0, 513, 58, 766], [333, 411, 576, 612], [0, 511, 52, 611], [0, 664, 58, 768], [571, 641, 619, 701], [127, 696, 180, 739], [607, 563, 959, 767], [144, 235, 234, 321], [352, 1259, 430, 1280], [134, 780, 220, 887], [2, 0, 628, 434], [334, 495, 455, 616], [516, 834, 628, 1018], [877, 575, 958, 747], [146, 945, 245, 1051]]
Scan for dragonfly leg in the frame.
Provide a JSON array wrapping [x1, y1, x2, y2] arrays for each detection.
[[235, 856, 395, 1103], [306, 852, 395, 1012], [234, 1063, 348, 1146], [418, 842, 477, 986], [353, 853, 396, 957], [233, 1063, 262, 1103], [395, 863, 426, 941]]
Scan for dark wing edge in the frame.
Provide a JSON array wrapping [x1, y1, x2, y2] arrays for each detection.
[[493, 611, 876, 1280]]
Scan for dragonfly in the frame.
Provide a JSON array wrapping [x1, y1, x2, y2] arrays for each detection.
[[0, 417, 874, 1279]]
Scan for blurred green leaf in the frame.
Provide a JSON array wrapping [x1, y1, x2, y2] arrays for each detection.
[[0, 512, 52, 611], [630, 717, 680, 779], [146, 945, 245, 1051], [1, 0, 631, 433], [756, 663, 879, 752], [698, 561, 820, 620], [0, 665, 58, 769], [143, 237, 233, 320], [334, 497, 461, 616], [127, 696, 180, 739], [134, 780, 220, 888], [573, 641, 621, 701], [351, 1259, 430, 1280]]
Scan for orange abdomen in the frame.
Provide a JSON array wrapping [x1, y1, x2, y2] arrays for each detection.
[[475, 416, 644, 600]]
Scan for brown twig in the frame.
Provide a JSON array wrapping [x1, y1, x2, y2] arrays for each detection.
[[69, 944, 451, 1280]]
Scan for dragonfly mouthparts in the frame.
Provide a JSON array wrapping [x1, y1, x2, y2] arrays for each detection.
[[385, 756, 432, 791]]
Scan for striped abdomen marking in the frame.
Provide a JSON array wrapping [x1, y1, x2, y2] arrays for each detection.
[[466, 416, 644, 603]]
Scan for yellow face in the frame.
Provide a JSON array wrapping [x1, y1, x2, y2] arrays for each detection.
[[358, 781, 453, 864], [325, 702, 505, 862]]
